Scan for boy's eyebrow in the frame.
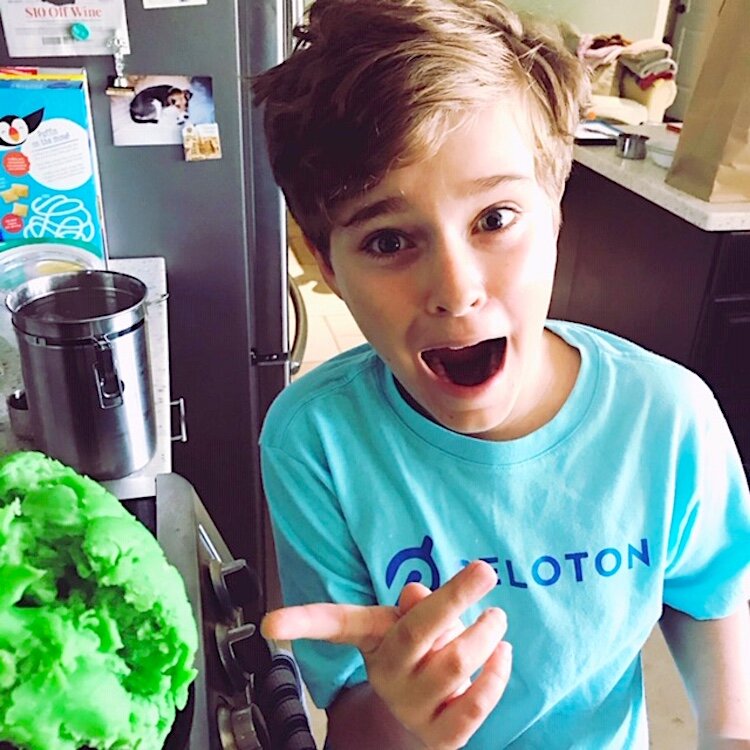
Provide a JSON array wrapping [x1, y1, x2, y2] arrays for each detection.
[[339, 174, 533, 228], [463, 174, 533, 193], [339, 196, 409, 228]]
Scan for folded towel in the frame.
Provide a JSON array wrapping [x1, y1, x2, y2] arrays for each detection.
[[585, 45, 627, 68], [621, 55, 678, 79], [621, 39, 672, 58], [577, 32, 630, 68]]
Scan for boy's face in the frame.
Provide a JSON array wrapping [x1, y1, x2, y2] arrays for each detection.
[[313, 102, 565, 441]]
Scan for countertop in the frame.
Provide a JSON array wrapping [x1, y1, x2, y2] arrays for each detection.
[[573, 124, 750, 233], [0, 256, 172, 478]]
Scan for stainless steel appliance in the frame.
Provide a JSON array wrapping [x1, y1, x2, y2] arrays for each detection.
[[0, 0, 304, 599], [6, 270, 156, 479]]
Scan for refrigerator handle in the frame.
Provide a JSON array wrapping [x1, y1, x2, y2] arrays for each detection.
[[250, 350, 288, 367], [285, 0, 306, 56], [250, 274, 308, 374], [288, 274, 308, 375], [170, 397, 188, 443]]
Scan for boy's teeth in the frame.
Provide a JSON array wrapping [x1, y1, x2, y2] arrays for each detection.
[[422, 338, 506, 386]]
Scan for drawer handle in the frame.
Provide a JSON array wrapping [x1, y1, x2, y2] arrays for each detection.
[[170, 397, 188, 443]]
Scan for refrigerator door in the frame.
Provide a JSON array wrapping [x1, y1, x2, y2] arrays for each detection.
[[241, 0, 290, 415], [240, 0, 293, 606], [0, 0, 293, 597]]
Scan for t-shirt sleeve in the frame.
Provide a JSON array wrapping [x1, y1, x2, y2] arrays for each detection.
[[260, 442, 373, 709], [663, 387, 750, 619]]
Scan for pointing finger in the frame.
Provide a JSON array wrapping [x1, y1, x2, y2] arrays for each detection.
[[261, 561, 496, 657], [261, 603, 399, 653]]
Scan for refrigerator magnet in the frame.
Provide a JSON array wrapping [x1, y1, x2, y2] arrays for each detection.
[[109, 74, 215, 147], [183, 123, 222, 162], [0, 0, 130, 58]]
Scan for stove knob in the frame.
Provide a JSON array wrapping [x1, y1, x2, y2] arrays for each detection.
[[210, 558, 262, 621], [217, 703, 270, 750], [215, 622, 257, 690]]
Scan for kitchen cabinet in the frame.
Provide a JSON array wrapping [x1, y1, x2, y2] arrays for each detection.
[[551, 157, 750, 476]]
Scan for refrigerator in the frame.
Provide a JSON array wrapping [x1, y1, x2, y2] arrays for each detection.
[[0, 0, 303, 610]]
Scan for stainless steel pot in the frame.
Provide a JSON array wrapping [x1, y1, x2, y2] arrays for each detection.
[[5, 270, 156, 479], [616, 132, 648, 160]]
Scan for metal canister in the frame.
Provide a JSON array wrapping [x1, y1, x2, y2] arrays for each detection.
[[615, 132, 648, 160], [5, 270, 156, 479]]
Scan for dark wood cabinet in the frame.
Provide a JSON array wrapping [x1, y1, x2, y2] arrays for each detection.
[[551, 163, 750, 474]]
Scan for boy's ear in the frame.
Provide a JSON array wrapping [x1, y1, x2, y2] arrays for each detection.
[[303, 235, 342, 298]]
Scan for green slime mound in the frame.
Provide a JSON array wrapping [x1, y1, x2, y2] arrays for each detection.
[[0, 451, 198, 750]]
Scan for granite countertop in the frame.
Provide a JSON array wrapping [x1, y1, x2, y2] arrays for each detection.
[[573, 124, 750, 233], [0, 256, 171, 478]]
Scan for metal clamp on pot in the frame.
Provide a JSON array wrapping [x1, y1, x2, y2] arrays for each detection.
[[5, 270, 157, 480], [94, 334, 124, 409]]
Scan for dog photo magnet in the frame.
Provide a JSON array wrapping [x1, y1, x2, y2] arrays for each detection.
[[109, 75, 215, 147]]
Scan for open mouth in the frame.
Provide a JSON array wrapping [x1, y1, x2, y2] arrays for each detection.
[[421, 338, 506, 387]]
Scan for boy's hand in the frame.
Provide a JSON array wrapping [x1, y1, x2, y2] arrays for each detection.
[[261, 561, 512, 750]]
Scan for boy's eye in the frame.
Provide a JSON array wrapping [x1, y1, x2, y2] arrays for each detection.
[[363, 230, 407, 256], [477, 207, 516, 232]]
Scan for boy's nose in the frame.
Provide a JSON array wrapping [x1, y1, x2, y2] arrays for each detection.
[[425, 241, 487, 316]]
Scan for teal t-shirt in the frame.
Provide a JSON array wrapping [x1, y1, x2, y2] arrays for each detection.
[[260, 321, 750, 748]]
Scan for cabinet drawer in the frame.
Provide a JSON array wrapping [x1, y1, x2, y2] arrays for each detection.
[[694, 298, 750, 397], [711, 233, 750, 299]]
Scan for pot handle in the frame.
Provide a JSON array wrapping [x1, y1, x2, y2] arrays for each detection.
[[146, 292, 169, 308], [93, 338, 124, 409]]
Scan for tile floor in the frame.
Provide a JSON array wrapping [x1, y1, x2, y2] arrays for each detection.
[[287, 241, 696, 749]]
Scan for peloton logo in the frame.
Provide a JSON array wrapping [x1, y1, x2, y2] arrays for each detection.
[[385, 536, 442, 590], [385, 535, 652, 592]]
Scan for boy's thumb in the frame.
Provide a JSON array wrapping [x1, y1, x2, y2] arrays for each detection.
[[396, 581, 432, 615]]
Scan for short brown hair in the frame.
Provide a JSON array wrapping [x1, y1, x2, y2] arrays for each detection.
[[253, 0, 588, 256]]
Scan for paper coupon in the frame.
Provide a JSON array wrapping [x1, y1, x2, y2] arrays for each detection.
[[0, 0, 130, 58]]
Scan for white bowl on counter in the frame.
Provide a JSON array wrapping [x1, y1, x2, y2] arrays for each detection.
[[648, 143, 676, 169], [646, 129, 679, 169]]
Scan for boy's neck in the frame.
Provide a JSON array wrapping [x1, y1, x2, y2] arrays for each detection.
[[523, 328, 581, 437]]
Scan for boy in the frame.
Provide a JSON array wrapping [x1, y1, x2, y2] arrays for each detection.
[[253, 1, 750, 747]]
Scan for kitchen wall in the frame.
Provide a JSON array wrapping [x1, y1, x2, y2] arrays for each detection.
[[505, 0, 671, 41]]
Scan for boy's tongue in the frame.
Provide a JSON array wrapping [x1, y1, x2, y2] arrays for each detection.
[[422, 338, 505, 386]]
